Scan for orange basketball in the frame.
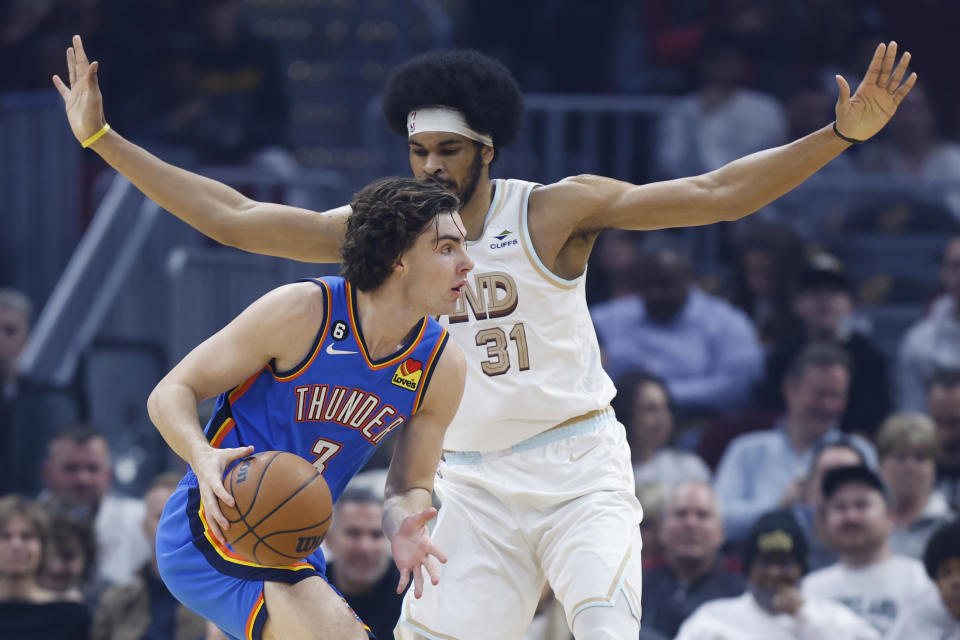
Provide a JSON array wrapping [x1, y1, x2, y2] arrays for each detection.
[[218, 451, 333, 566]]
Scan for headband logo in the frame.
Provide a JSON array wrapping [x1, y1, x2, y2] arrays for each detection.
[[408, 111, 417, 134]]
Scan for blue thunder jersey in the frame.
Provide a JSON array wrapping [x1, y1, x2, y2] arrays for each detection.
[[199, 276, 449, 502]]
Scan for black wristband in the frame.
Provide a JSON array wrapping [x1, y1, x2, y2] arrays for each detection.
[[833, 121, 866, 144]]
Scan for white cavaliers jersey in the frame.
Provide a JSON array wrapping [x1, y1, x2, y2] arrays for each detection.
[[440, 178, 615, 451]]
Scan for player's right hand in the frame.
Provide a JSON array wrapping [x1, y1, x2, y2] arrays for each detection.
[[191, 444, 255, 545], [51, 34, 108, 146]]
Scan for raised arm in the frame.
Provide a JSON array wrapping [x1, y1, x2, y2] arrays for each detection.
[[53, 35, 347, 263], [541, 41, 916, 234], [382, 341, 466, 598], [146, 283, 321, 543]]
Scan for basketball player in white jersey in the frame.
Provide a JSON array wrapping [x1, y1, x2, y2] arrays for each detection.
[[55, 35, 915, 639]]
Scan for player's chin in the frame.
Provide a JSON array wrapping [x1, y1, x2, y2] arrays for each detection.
[[431, 292, 460, 314]]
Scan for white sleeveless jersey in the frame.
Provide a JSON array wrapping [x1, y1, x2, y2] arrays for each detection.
[[440, 178, 615, 451]]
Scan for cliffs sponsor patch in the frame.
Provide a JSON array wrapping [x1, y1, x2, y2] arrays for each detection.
[[490, 228, 518, 250], [392, 358, 423, 391]]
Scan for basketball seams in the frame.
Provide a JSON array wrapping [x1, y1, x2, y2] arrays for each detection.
[[243, 451, 284, 519], [229, 458, 328, 548], [219, 450, 333, 566], [243, 470, 326, 535], [245, 473, 330, 564], [224, 450, 283, 540]]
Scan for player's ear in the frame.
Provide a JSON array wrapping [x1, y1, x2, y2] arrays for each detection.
[[480, 144, 494, 165]]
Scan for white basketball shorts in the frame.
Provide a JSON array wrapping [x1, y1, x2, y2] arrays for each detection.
[[395, 408, 644, 640]]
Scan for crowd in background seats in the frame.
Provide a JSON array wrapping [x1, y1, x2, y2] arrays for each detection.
[[3, 1, 960, 639]]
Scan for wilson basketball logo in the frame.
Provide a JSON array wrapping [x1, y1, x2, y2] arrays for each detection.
[[235, 459, 252, 484], [391, 358, 423, 391], [295, 533, 325, 554]]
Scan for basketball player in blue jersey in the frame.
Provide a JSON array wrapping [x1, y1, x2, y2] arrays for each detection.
[[144, 177, 472, 640], [57, 35, 915, 638]]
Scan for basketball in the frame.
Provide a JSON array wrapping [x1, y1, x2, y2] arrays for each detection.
[[217, 451, 333, 566]]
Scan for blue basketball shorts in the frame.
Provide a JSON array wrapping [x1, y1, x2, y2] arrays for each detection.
[[156, 473, 373, 640]]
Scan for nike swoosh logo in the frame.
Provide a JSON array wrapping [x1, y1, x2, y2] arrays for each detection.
[[569, 445, 598, 462], [325, 343, 358, 356]]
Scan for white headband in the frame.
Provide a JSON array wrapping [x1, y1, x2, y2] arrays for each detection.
[[406, 107, 493, 147]]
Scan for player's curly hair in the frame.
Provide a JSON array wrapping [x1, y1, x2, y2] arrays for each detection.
[[382, 49, 524, 162], [341, 177, 460, 292]]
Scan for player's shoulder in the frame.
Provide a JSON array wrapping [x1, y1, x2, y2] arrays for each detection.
[[434, 330, 466, 375], [254, 280, 328, 327], [533, 174, 623, 202]]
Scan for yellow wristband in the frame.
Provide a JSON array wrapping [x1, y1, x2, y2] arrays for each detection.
[[81, 123, 111, 148]]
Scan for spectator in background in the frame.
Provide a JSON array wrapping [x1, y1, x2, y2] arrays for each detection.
[[591, 245, 763, 415], [803, 465, 935, 635], [0, 495, 91, 640], [791, 440, 869, 571], [613, 372, 710, 493], [876, 413, 955, 560], [858, 85, 960, 220], [324, 489, 403, 640], [715, 342, 876, 541], [756, 253, 890, 437], [0, 288, 81, 496], [655, 28, 787, 179], [635, 481, 666, 564], [887, 519, 960, 639], [585, 230, 643, 307], [37, 514, 100, 607], [38, 426, 150, 587], [112, 0, 292, 170], [91, 472, 206, 640], [676, 509, 879, 640], [927, 369, 960, 509], [897, 236, 960, 412], [768, 81, 857, 239], [725, 222, 805, 349], [641, 481, 745, 639]]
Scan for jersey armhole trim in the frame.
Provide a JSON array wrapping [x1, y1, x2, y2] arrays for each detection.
[[412, 329, 449, 413], [271, 278, 332, 380], [519, 183, 581, 290]]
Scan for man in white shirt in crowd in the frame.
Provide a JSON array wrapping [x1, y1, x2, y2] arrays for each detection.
[[802, 465, 935, 634], [887, 518, 960, 639], [676, 509, 878, 639], [38, 425, 150, 586]]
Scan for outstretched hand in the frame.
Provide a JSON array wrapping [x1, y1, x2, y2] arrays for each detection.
[[835, 41, 917, 142], [391, 507, 447, 599], [51, 34, 107, 145]]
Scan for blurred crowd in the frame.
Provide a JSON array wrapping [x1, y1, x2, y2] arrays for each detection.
[[3, 0, 960, 639]]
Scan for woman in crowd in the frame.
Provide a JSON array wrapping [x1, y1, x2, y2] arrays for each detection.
[[877, 412, 956, 559], [0, 495, 91, 640]]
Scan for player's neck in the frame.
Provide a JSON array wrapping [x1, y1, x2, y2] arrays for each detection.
[[354, 289, 424, 361], [459, 178, 496, 242]]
